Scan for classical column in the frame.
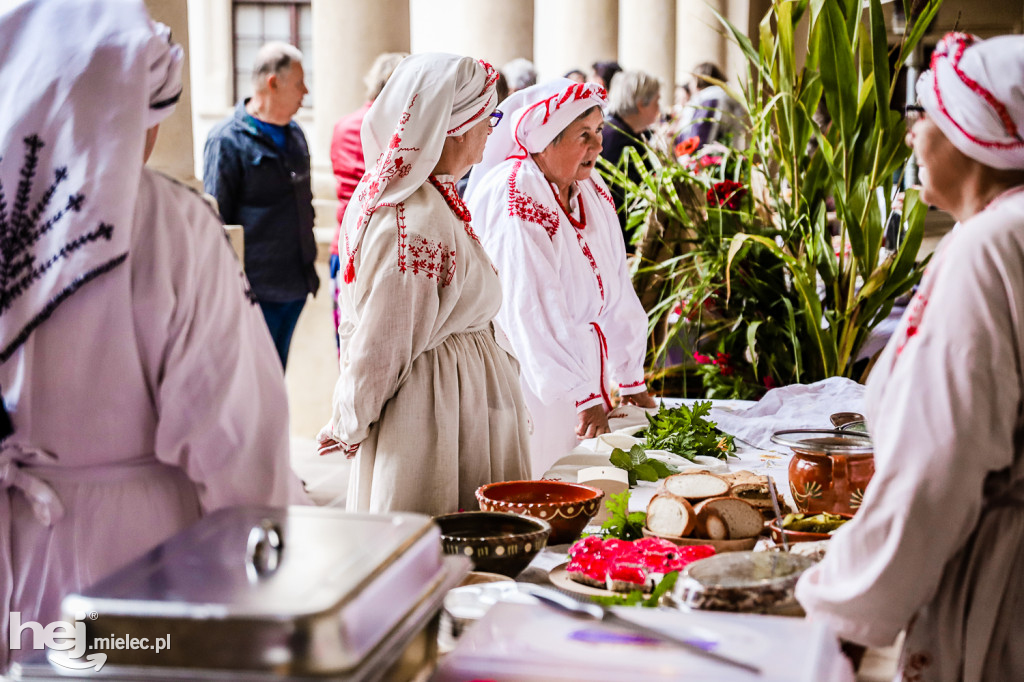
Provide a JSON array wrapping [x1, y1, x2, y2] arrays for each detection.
[[144, 0, 198, 186], [409, 0, 533, 69], [675, 0, 727, 85], [533, 0, 618, 82], [311, 0, 410, 223], [186, 0, 233, 180], [619, 0, 676, 105]]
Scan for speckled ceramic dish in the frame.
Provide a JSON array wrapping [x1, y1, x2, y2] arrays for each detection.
[[434, 511, 550, 578], [475, 480, 605, 545]]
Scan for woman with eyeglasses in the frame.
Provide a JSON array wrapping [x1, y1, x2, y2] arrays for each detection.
[[796, 33, 1024, 680], [466, 79, 656, 476], [316, 54, 530, 514]]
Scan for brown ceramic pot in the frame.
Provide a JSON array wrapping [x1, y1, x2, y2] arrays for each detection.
[[771, 430, 874, 516]]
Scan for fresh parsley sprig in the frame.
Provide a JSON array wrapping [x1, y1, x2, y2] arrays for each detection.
[[598, 489, 646, 541], [589, 571, 680, 608], [640, 401, 736, 461]]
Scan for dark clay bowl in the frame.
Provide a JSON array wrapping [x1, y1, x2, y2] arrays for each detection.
[[434, 511, 551, 578], [475, 480, 605, 545]]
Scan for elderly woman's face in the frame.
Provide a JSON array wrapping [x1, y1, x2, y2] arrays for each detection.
[[534, 108, 605, 190], [907, 111, 968, 211]]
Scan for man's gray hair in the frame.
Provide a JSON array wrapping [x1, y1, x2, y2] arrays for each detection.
[[252, 41, 303, 91], [607, 70, 661, 117], [364, 52, 407, 101], [502, 58, 537, 92]]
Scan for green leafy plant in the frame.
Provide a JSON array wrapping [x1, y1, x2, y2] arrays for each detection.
[[610, 444, 677, 486], [589, 570, 680, 608], [640, 401, 736, 460], [600, 0, 941, 398], [598, 490, 647, 541]]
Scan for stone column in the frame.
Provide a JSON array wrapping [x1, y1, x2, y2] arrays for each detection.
[[311, 0, 410, 225], [409, 0, 533, 69], [675, 0, 727, 85], [619, 0, 676, 106], [534, 0, 618, 83], [144, 0, 197, 186], [186, 0, 233, 180]]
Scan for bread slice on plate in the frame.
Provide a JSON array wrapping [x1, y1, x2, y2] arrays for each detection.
[[659, 471, 730, 502], [694, 496, 764, 540], [645, 494, 696, 538]]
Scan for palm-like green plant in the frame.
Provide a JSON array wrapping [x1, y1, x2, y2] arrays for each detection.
[[602, 0, 941, 397]]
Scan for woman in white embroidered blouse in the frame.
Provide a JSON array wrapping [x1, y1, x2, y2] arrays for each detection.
[[316, 54, 531, 514], [465, 79, 656, 476], [795, 33, 1024, 680]]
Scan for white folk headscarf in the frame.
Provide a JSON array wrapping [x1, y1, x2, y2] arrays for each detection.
[[0, 0, 183, 363], [466, 78, 607, 198], [339, 53, 498, 283], [917, 32, 1024, 170]]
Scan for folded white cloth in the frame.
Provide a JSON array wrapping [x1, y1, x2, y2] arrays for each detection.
[[709, 377, 865, 451]]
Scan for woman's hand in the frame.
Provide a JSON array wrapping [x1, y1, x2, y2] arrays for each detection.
[[619, 390, 657, 408], [316, 424, 343, 457], [576, 404, 611, 440]]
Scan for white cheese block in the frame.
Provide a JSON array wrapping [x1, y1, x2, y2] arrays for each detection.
[[577, 466, 629, 525]]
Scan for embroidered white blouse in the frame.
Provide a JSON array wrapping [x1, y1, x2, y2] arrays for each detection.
[[468, 157, 648, 473]]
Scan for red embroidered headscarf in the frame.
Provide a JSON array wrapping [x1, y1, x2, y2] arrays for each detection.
[[466, 78, 606, 199], [917, 32, 1024, 170], [340, 53, 499, 283]]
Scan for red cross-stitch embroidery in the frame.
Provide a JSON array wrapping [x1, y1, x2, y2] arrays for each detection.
[[594, 182, 616, 210], [575, 393, 601, 408], [896, 289, 928, 358], [399, 227, 456, 287], [508, 161, 559, 238], [619, 380, 646, 389]]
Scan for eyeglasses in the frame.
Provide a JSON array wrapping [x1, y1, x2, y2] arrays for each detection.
[[903, 104, 926, 123], [488, 111, 503, 128]]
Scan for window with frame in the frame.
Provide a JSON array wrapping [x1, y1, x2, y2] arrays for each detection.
[[233, 0, 313, 108]]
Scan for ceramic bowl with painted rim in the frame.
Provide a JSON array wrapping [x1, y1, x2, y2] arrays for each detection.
[[475, 480, 605, 545]]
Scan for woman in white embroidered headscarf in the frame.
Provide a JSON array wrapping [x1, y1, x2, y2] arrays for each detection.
[[796, 33, 1024, 680], [0, 0, 306, 665], [465, 79, 656, 475], [316, 53, 531, 514]]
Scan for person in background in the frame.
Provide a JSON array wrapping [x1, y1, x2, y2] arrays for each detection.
[[589, 60, 622, 90], [796, 32, 1024, 681], [329, 52, 406, 351], [466, 79, 656, 476], [1, 0, 307, 666], [203, 42, 319, 369], [564, 68, 587, 84], [673, 61, 746, 156], [316, 54, 531, 514], [501, 57, 537, 95], [600, 69, 662, 241]]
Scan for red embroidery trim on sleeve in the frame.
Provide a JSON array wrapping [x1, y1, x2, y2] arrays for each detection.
[[508, 160, 560, 238], [575, 393, 601, 408], [397, 206, 456, 288], [619, 380, 646, 389]]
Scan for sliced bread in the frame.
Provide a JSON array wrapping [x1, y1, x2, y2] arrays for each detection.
[[659, 471, 731, 502], [645, 494, 696, 538], [693, 496, 764, 540]]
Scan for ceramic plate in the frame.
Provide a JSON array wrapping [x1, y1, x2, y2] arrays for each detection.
[[641, 527, 758, 552], [547, 562, 650, 598]]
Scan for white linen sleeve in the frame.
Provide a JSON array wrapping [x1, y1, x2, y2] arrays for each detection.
[[477, 198, 605, 412], [589, 179, 648, 394], [328, 208, 446, 445], [136, 173, 308, 511], [795, 224, 1020, 647]]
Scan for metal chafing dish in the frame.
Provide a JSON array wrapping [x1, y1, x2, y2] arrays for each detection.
[[11, 506, 469, 681]]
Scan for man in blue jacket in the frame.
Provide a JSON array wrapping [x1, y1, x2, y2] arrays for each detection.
[[203, 42, 320, 369]]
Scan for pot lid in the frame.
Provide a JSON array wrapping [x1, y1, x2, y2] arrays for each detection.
[[770, 428, 873, 454]]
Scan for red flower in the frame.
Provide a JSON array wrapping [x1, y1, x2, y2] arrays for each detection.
[[675, 136, 700, 157], [706, 180, 747, 210], [393, 156, 404, 169], [763, 375, 777, 390], [714, 352, 731, 365], [693, 352, 712, 365], [719, 365, 735, 376], [388, 133, 401, 149], [699, 155, 723, 168]]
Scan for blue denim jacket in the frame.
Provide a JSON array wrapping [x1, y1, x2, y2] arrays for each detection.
[[203, 100, 319, 302]]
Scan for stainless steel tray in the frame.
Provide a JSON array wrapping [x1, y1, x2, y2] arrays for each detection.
[[12, 506, 469, 679]]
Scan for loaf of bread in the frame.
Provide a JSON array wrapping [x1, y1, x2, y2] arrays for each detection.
[[658, 471, 730, 501], [645, 494, 695, 537], [693, 496, 764, 540]]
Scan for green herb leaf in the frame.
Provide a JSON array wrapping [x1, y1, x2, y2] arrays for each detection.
[[640, 401, 737, 461], [598, 490, 646, 540]]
